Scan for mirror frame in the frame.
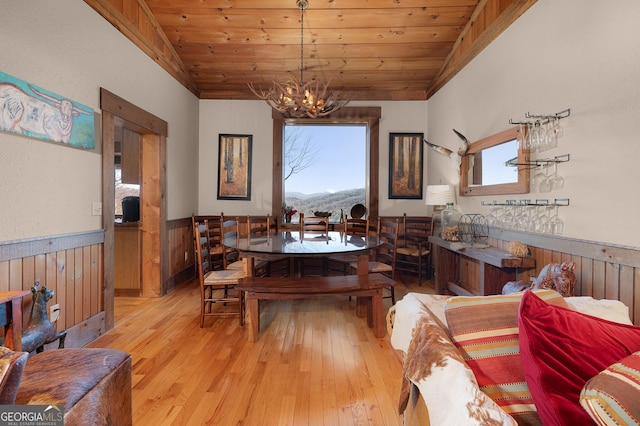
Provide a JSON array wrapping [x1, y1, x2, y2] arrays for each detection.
[[460, 126, 530, 196]]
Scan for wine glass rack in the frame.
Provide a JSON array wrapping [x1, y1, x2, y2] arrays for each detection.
[[509, 108, 571, 125], [481, 198, 570, 207], [506, 153, 570, 167]]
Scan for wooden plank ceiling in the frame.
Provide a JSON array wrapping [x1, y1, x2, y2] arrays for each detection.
[[85, 0, 536, 100]]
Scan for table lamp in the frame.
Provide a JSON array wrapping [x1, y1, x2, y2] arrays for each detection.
[[425, 185, 456, 212], [425, 185, 459, 240]]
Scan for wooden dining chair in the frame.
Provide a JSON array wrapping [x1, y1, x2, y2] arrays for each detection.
[[221, 216, 241, 269], [395, 214, 433, 286], [246, 214, 272, 239], [327, 217, 370, 275], [246, 215, 288, 276], [193, 219, 245, 327], [222, 216, 269, 276], [298, 213, 330, 276], [350, 217, 399, 303], [191, 213, 224, 271], [299, 213, 329, 235]]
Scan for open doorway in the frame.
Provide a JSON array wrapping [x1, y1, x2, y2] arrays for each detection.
[[100, 88, 167, 330]]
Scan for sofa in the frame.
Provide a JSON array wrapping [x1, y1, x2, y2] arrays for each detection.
[[389, 290, 640, 425], [0, 347, 132, 425]]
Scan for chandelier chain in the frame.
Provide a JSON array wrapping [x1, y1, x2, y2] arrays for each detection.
[[300, 4, 304, 83]]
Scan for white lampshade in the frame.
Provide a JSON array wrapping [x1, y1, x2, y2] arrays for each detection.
[[425, 185, 456, 206]]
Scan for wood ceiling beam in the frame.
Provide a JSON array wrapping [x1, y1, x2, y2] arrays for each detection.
[[175, 42, 453, 59], [426, 0, 537, 99], [200, 88, 427, 101], [83, 0, 200, 97], [150, 7, 475, 30], [145, 0, 480, 10]]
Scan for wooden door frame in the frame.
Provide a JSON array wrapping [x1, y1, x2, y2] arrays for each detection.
[[100, 88, 168, 329]]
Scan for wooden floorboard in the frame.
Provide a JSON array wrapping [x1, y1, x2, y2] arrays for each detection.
[[87, 273, 435, 425]]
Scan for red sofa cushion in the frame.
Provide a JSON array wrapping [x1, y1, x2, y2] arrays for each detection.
[[518, 290, 640, 425]]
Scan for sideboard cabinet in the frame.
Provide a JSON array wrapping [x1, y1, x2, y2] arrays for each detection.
[[429, 236, 535, 296]]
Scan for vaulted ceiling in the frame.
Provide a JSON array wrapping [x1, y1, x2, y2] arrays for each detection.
[[85, 0, 536, 101]]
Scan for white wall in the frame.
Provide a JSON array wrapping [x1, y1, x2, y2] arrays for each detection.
[[198, 100, 429, 217], [0, 1, 199, 241], [427, 0, 640, 248], [198, 100, 275, 215]]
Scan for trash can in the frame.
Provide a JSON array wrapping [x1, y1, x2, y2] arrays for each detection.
[[121, 196, 140, 222]]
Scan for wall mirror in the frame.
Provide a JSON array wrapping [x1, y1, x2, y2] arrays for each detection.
[[460, 126, 530, 196]]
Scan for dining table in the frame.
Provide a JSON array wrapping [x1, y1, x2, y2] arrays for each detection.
[[229, 230, 389, 340], [228, 230, 381, 277]]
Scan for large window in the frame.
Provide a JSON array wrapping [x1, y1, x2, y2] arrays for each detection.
[[272, 107, 381, 224], [283, 124, 366, 223]]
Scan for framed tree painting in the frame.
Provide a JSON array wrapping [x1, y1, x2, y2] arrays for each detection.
[[217, 134, 252, 200], [389, 132, 424, 199]]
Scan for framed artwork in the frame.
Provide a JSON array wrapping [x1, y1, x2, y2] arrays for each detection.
[[0, 70, 95, 149], [217, 134, 252, 200], [389, 132, 424, 199]]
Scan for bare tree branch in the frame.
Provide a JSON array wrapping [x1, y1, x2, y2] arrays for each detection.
[[283, 126, 319, 181]]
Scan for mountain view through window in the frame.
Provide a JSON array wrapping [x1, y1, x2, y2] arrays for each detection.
[[283, 124, 367, 223]]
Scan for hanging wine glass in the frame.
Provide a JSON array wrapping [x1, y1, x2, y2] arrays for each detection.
[[541, 204, 554, 234], [539, 164, 552, 193], [548, 162, 564, 191], [546, 116, 559, 150], [486, 202, 500, 227], [531, 164, 546, 189], [533, 200, 549, 233], [550, 205, 563, 234], [515, 200, 530, 231], [517, 123, 529, 150], [508, 199, 518, 229]]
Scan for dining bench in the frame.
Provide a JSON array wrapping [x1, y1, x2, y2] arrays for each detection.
[[237, 273, 394, 341]]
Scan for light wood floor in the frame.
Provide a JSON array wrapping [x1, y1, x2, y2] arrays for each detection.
[[87, 273, 435, 425]]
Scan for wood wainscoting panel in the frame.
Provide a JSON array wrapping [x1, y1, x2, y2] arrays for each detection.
[[0, 231, 105, 347], [167, 217, 196, 292], [487, 229, 640, 325]]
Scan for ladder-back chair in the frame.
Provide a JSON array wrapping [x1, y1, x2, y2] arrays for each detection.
[[350, 217, 398, 303], [396, 214, 433, 286], [193, 219, 245, 327], [299, 213, 329, 235], [222, 216, 269, 276], [327, 217, 370, 275], [297, 213, 330, 276], [247, 215, 289, 276]]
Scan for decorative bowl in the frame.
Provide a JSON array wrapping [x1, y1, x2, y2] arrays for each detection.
[[313, 211, 333, 218], [350, 204, 366, 219]]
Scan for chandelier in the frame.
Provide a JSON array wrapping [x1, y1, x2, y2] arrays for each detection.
[[248, 0, 348, 118]]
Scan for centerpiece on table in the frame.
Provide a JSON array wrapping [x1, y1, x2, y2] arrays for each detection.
[[283, 203, 297, 223]]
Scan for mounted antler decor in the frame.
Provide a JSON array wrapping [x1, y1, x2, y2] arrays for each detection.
[[423, 129, 470, 170]]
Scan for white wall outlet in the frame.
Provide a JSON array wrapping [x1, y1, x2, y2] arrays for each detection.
[[50, 304, 60, 323], [184, 251, 189, 262], [91, 201, 102, 216]]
